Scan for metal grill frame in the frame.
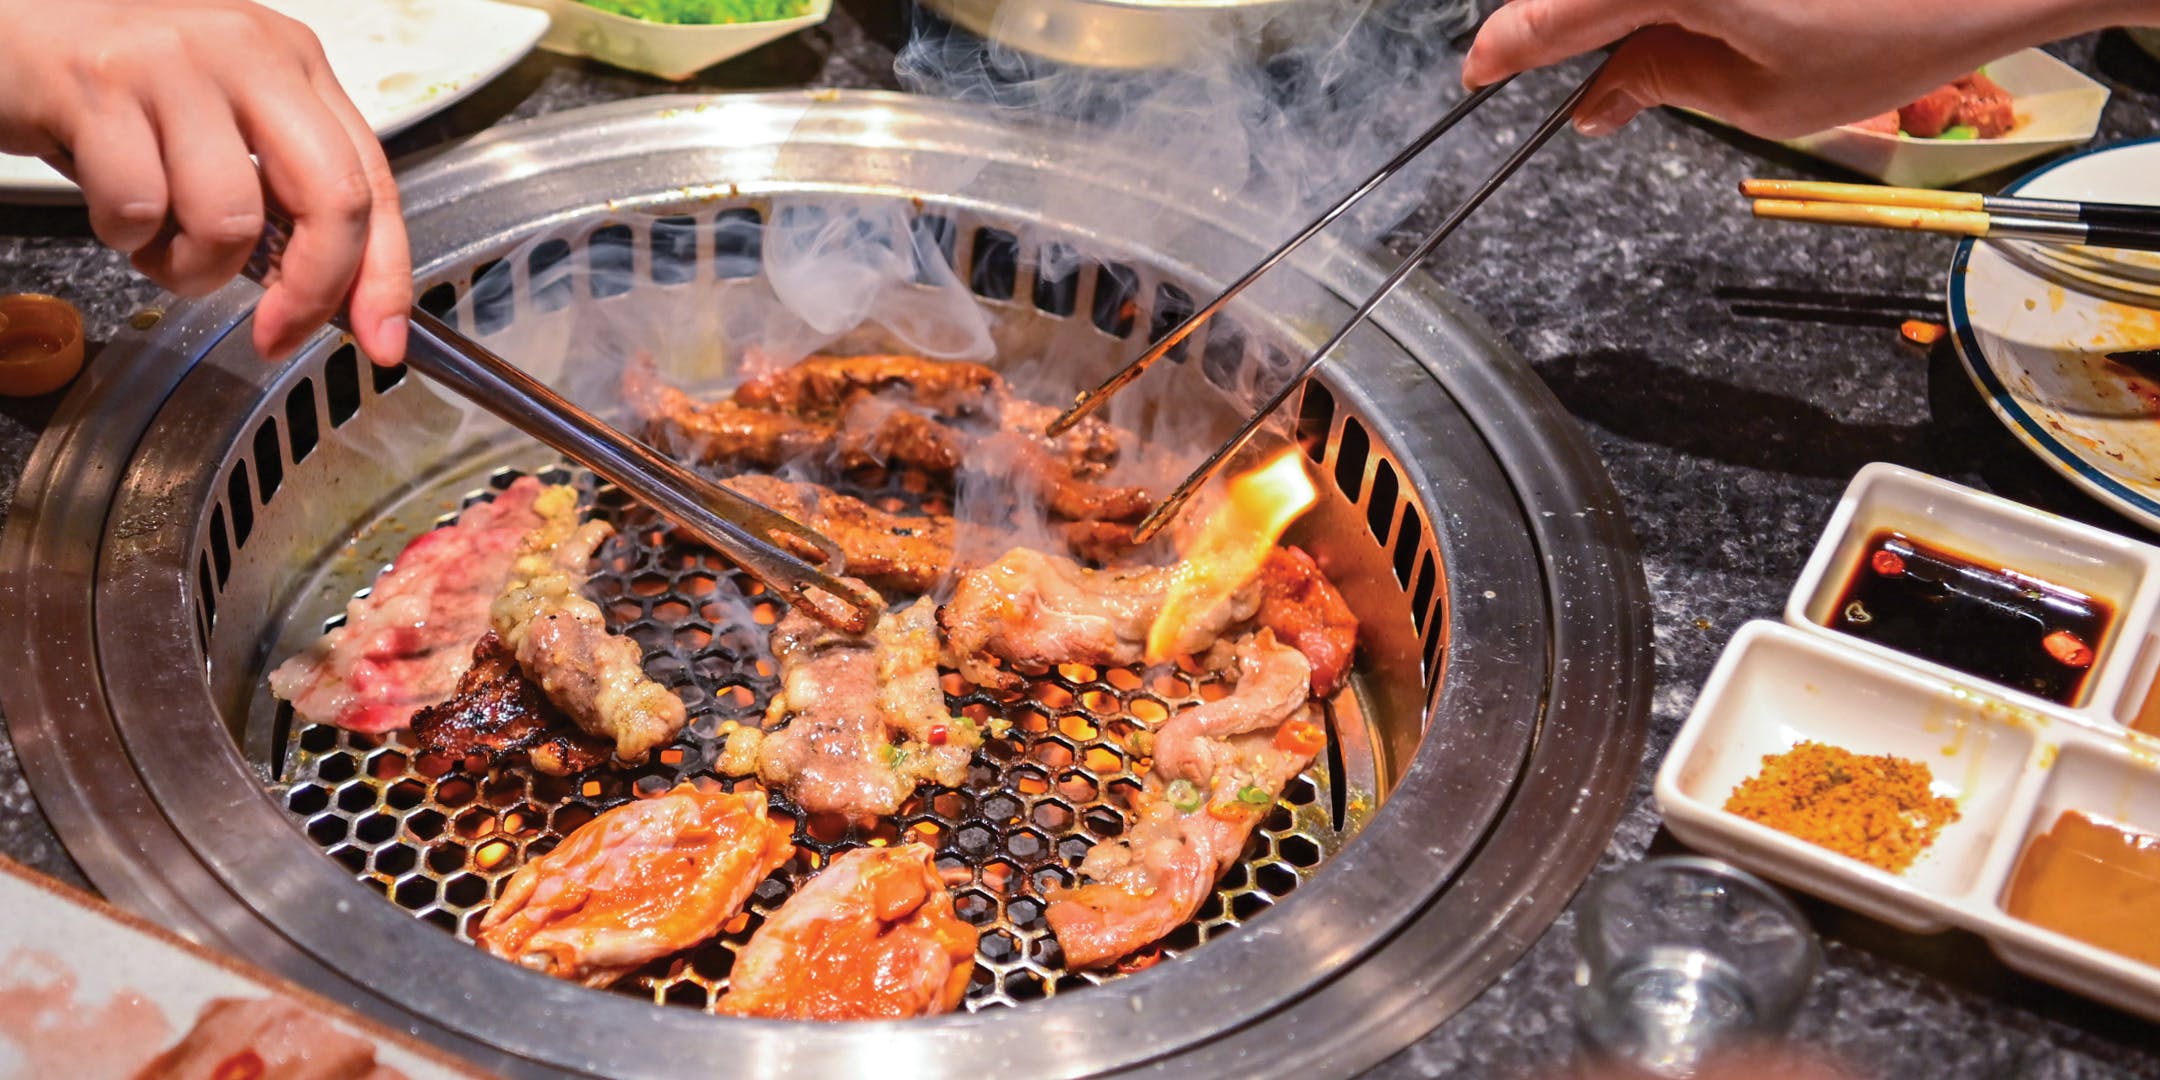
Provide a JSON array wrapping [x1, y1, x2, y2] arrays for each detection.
[[0, 92, 1652, 1080]]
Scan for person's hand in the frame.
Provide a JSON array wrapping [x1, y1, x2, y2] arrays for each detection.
[[1463, 0, 2140, 140], [0, 0, 410, 364]]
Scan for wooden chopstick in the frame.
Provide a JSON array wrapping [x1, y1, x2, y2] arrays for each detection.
[[1747, 196, 2160, 252], [1741, 178, 2160, 231]]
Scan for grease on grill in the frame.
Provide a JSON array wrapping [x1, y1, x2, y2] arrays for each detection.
[[275, 467, 1345, 1011]]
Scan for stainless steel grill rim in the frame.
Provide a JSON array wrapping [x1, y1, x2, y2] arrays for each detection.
[[0, 92, 1651, 1079]]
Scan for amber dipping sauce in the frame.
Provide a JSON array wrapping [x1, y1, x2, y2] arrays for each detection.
[[2006, 811, 2160, 967], [1828, 531, 2112, 706]]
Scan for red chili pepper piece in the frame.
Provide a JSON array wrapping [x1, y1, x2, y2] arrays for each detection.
[[1871, 549, 1907, 576], [928, 724, 949, 746], [2043, 629, 2094, 668]]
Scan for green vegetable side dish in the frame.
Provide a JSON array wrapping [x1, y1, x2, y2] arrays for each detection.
[[574, 0, 810, 24]]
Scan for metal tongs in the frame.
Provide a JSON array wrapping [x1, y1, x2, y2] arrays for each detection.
[[1050, 59, 1613, 542], [243, 210, 883, 634]]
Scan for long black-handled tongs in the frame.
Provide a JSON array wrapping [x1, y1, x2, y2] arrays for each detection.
[[1051, 59, 1613, 542], [243, 211, 884, 634]]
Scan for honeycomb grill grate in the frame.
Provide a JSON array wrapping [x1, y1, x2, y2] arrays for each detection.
[[274, 465, 1349, 1012]]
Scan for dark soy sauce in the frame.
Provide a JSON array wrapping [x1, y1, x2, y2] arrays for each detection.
[[1829, 530, 2113, 705]]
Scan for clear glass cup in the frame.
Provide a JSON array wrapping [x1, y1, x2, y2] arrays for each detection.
[[1574, 857, 1821, 1077]]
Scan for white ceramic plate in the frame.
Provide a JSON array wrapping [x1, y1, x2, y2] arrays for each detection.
[[1950, 137, 2160, 534], [0, 857, 482, 1077], [0, 0, 550, 205], [1692, 49, 2108, 189]]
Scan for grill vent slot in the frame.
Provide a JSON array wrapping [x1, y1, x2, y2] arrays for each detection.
[[651, 216, 698, 285], [1297, 381, 1335, 460], [1333, 418, 1370, 502], [284, 379, 319, 463], [252, 419, 283, 501], [1150, 284, 1194, 362], [1392, 509, 1423, 588], [970, 227, 1019, 299], [1412, 553, 1437, 635], [324, 346, 362, 427], [1034, 242, 1078, 315], [1366, 460, 1400, 544], [715, 209, 763, 279], [226, 464, 254, 546], [912, 215, 956, 282], [470, 259, 513, 334], [1092, 264, 1138, 336], [530, 238, 575, 312], [590, 225, 636, 297], [418, 282, 458, 318]]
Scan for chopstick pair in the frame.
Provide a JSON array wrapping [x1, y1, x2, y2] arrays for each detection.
[[1741, 179, 2160, 252], [1055, 58, 1615, 542]]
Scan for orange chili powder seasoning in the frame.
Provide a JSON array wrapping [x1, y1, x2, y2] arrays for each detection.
[[1723, 740, 1961, 874]]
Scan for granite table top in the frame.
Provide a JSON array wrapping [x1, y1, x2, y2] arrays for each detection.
[[2, 4, 2158, 1076]]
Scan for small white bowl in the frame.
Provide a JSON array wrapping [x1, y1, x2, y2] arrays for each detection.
[[1776, 49, 2109, 189], [1786, 463, 2160, 727], [1657, 621, 2045, 932], [501, 0, 832, 81], [1986, 738, 2160, 1017]]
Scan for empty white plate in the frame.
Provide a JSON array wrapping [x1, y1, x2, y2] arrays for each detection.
[[0, 0, 550, 205]]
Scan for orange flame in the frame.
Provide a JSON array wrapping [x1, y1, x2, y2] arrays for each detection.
[[1144, 448, 1317, 663]]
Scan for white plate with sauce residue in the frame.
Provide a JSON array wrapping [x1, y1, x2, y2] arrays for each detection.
[[0, 0, 550, 205], [1952, 136, 2160, 534]]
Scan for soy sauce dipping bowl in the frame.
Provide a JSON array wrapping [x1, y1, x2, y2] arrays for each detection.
[[1786, 463, 2160, 728]]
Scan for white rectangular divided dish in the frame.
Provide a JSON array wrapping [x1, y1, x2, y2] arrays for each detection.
[[1659, 621, 2041, 932], [1786, 462, 2160, 725]]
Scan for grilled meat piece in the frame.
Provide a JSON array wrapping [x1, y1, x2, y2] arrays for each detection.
[[475, 783, 795, 987], [715, 475, 1137, 595], [630, 355, 1151, 522], [1255, 546, 1359, 698], [720, 475, 957, 594], [1152, 631, 1315, 784], [133, 997, 406, 1080], [269, 478, 550, 734], [939, 547, 1263, 689], [408, 633, 611, 776], [1046, 634, 1322, 968], [491, 485, 687, 764], [715, 843, 978, 1020], [736, 353, 1120, 473], [733, 353, 1003, 418], [738, 599, 977, 816]]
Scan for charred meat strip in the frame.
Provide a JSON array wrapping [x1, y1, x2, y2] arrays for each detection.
[[268, 477, 549, 734], [719, 474, 956, 594], [133, 997, 407, 1080], [716, 475, 1135, 594], [409, 633, 611, 777], [1151, 630, 1315, 785], [1046, 632, 1323, 968], [716, 843, 978, 1020], [491, 485, 687, 764], [736, 353, 1120, 473], [939, 547, 1262, 689], [475, 784, 795, 987], [726, 599, 977, 817], [733, 353, 1002, 418], [1255, 546, 1359, 698], [630, 355, 1152, 522]]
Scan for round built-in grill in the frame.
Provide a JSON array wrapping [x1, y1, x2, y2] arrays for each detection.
[[0, 92, 1651, 1079]]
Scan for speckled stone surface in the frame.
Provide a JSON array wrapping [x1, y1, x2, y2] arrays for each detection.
[[2, 4, 2160, 1076]]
